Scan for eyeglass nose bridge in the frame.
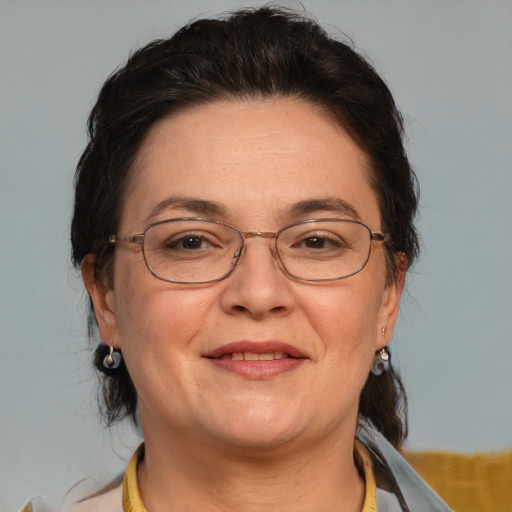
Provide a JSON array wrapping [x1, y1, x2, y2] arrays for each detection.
[[241, 231, 278, 240], [232, 230, 281, 263]]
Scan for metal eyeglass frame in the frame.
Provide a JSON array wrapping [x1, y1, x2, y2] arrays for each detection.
[[109, 217, 389, 284]]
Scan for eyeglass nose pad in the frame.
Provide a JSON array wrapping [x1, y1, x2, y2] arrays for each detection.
[[231, 239, 245, 264], [231, 236, 279, 268], [244, 240, 282, 271], [269, 244, 279, 260]]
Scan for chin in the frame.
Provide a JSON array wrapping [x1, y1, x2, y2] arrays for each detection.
[[204, 404, 311, 453], [218, 428, 301, 454]]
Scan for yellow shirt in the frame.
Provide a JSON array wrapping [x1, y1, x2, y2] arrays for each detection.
[[121, 441, 378, 512]]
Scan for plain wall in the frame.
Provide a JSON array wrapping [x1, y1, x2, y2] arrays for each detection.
[[1, 0, 511, 509]]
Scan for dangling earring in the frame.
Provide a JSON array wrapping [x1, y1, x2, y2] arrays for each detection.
[[103, 345, 122, 369], [371, 347, 390, 376]]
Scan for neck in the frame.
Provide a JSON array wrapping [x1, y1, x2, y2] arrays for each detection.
[[137, 421, 365, 512]]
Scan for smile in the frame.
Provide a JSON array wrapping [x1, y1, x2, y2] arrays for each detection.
[[205, 341, 306, 359], [218, 351, 291, 361], [205, 342, 306, 379]]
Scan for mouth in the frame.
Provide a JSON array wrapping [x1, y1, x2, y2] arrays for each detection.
[[217, 351, 293, 361], [205, 341, 306, 360], [204, 342, 307, 378]]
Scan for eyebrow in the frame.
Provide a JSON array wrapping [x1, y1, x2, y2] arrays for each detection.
[[145, 196, 228, 224], [287, 198, 361, 221], [145, 195, 361, 225]]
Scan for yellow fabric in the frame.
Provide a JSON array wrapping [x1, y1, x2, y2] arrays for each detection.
[[122, 444, 145, 512], [19, 505, 32, 512], [355, 440, 378, 512], [122, 442, 377, 512], [403, 449, 512, 512]]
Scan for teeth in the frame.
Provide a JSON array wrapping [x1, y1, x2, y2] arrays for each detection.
[[219, 351, 290, 360]]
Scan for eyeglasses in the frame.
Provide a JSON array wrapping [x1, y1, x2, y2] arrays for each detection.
[[109, 218, 388, 284]]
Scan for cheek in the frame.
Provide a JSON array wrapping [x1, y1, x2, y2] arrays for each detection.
[[113, 255, 216, 353], [301, 278, 384, 357], [112, 279, 219, 409]]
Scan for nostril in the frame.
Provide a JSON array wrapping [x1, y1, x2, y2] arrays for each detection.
[[269, 305, 287, 315]]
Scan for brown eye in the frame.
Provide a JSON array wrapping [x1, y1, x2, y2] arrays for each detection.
[[172, 235, 207, 250], [294, 232, 347, 251], [303, 236, 325, 249]]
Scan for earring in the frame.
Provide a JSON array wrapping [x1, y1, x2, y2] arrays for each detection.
[[103, 345, 122, 369], [381, 326, 387, 337], [371, 347, 390, 376]]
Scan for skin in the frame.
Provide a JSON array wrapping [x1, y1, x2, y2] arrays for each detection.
[[83, 98, 405, 512]]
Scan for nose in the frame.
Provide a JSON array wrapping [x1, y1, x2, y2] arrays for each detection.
[[219, 236, 295, 319]]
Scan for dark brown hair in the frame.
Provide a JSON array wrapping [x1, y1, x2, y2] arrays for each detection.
[[71, 6, 418, 447]]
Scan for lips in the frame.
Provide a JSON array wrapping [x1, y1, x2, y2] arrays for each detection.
[[219, 351, 289, 360], [204, 341, 306, 360], [204, 342, 307, 378]]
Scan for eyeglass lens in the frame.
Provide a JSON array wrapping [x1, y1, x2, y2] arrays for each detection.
[[142, 219, 373, 284]]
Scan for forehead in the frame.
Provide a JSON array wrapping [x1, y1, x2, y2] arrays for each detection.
[[123, 98, 380, 229]]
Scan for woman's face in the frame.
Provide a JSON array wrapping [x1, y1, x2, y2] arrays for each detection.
[[86, 98, 403, 452]]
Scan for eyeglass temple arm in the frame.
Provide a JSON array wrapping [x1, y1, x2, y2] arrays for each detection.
[[109, 234, 144, 244], [371, 233, 390, 243]]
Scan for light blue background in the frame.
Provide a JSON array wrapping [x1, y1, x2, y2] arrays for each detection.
[[1, 0, 511, 509]]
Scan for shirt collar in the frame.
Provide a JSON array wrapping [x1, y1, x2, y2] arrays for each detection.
[[122, 442, 377, 512]]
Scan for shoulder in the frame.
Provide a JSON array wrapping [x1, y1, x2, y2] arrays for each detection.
[[20, 486, 122, 512], [62, 483, 123, 512], [63, 444, 142, 512], [357, 419, 453, 512]]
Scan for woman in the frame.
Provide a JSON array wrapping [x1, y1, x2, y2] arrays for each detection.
[[61, 6, 450, 512]]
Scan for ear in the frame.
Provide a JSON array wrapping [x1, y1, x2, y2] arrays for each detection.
[[375, 253, 407, 350], [81, 255, 120, 349]]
